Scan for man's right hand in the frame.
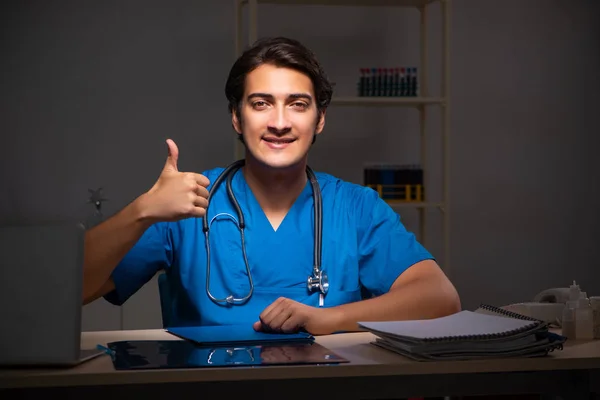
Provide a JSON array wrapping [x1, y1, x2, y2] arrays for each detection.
[[140, 139, 210, 223]]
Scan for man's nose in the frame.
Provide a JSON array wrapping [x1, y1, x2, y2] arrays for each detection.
[[267, 107, 292, 133]]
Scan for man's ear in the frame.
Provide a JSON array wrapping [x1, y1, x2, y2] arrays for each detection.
[[315, 109, 326, 134], [232, 110, 242, 134]]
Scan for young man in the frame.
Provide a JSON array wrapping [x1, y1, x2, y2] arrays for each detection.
[[82, 37, 461, 335]]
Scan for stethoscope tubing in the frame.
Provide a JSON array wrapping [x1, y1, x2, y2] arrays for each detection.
[[203, 160, 324, 305]]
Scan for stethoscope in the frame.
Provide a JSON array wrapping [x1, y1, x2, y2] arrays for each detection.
[[203, 159, 329, 307]]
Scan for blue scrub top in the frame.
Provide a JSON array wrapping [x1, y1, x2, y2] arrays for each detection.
[[104, 167, 433, 327]]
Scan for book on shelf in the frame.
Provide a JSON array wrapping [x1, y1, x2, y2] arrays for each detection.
[[358, 304, 566, 361]]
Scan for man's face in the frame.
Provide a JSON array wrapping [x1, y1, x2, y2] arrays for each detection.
[[232, 64, 325, 170]]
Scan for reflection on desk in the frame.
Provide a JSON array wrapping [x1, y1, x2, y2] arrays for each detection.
[[0, 329, 598, 400]]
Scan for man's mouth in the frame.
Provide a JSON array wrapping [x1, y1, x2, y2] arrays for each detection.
[[262, 137, 296, 144]]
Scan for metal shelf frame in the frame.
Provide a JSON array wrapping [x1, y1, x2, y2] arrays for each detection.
[[234, 0, 451, 275]]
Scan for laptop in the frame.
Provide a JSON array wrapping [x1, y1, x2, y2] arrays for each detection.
[[0, 222, 103, 367]]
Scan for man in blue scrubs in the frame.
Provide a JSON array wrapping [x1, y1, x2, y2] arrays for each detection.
[[82, 37, 461, 334]]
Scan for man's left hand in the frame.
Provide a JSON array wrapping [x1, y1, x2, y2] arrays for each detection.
[[253, 297, 342, 335]]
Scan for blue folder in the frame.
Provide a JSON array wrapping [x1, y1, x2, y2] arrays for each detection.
[[166, 325, 314, 346]]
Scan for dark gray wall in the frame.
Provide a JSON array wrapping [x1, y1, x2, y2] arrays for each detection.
[[1, 0, 598, 331]]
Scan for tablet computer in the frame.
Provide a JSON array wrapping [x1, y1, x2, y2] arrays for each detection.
[[105, 340, 349, 370]]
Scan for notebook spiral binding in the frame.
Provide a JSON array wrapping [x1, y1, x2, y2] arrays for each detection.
[[406, 305, 548, 343], [478, 303, 545, 323]]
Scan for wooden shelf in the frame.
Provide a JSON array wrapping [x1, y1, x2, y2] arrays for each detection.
[[241, 0, 439, 7], [331, 96, 444, 107]]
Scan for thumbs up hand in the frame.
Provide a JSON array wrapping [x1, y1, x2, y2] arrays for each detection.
[[140, 139, 210, 223], [162, 138, 180, 174]]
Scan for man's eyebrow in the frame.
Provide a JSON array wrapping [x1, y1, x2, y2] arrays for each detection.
[[247, 93, 274, 101], [246, 93, 313, 102], [288, 93, 313, 101]]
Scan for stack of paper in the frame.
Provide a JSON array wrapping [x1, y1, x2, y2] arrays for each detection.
[[358, 306, 566, 361]]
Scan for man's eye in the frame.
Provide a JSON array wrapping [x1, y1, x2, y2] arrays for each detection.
[[253, 101, 268, 108], [292, 102, 308, 109]]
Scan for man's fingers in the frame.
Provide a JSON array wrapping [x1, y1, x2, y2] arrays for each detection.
[[163, 139, 179, 172], [194, 173, 210, 188], [193, 195, 208, 209], [259, 298, 294, 332], [195, 185, 209, 199], [189, 206, 207, 219], [280, 314, 302, 333], [254, 312, 302, 333], [267, 307, 294, 332], [259, 297, 287, 325]]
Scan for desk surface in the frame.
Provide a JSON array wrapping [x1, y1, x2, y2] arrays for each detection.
[[1, 329, 600, 389]]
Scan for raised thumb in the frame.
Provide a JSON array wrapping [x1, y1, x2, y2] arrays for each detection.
[[163, 138, 179, 172]]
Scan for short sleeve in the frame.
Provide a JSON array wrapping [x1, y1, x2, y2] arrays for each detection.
[[355, 187, 434, 297], [103, 222, 173, 306]]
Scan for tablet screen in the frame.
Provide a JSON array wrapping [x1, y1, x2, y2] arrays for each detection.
[[106, 340, 349, 370]]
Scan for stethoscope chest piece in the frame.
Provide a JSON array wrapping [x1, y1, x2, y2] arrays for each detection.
[[307, 268, 329, 295]]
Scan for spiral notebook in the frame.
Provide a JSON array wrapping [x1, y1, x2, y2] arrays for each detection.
[[358, 305, 565, 361]]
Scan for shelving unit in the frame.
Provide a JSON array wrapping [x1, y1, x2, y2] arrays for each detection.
[[332, 96, 444, 107], [234, 0, 451, 274]]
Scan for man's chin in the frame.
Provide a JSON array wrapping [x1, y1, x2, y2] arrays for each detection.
[[251, 155, 304, 171], [262, 160, 300, 170]]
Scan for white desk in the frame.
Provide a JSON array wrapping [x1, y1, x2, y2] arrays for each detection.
[[1, 329, 599, 399]]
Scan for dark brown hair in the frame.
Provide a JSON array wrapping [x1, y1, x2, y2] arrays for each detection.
[[225, 36, 334, 121]]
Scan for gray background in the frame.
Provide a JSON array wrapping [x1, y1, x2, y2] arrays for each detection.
[[1, 0, 598, 331]]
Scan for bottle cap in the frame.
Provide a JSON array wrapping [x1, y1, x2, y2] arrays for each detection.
[[570, 280, 580, 289], [569, 280, 582, 301]]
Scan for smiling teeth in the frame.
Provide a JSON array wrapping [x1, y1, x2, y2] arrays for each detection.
[[265, 139, 293, 143]]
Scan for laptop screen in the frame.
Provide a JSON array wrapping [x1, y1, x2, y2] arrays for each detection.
[[0, 222, 85, 365]]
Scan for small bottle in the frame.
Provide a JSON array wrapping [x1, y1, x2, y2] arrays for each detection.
[[410, 67, 418, 96], [562, 301, 577, 339], [370, 68, 377, 97], [385, 68, 392, 96], [569, 280, 581, 301], [392, 68, 399, 96], [358, 68, 365, 97], [590, 296, 600, 340], [399, 67, 406, 96], [575, 292, 594, 340]]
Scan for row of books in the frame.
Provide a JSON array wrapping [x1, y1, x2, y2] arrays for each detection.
[[357, 67, 418, 97]]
